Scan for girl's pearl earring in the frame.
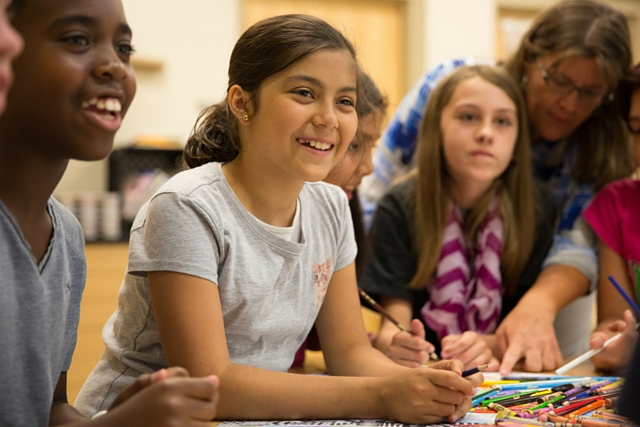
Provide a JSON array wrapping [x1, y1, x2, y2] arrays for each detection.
[[243, 114, 249, 122]]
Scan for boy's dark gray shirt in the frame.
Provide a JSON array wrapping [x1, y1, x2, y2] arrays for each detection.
[[0, 197, 85, 427]]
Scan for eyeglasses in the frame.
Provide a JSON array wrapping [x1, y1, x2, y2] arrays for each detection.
[[537, 60, 613, 106]]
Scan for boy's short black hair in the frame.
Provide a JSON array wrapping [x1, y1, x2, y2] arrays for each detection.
[[616, 63, 640, 125]]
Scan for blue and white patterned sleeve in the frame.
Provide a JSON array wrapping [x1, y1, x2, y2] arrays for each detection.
[[543, 190, 599, 292], [358, 57, 493, 230], [535, 142, 599, 292]]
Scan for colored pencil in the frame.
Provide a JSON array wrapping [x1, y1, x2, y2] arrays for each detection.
[[472, 387, 501, 406], [358, 287, 408, 332], [358, 287, 439, 361], [463, 364, 490, 377], [484, 390, 544, 407], [495, 391, 552, 407], [552, 397, 601, 416], [608, 275, 640, 318]]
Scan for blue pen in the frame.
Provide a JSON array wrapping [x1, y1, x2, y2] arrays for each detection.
[[608, 275, 640, 318]]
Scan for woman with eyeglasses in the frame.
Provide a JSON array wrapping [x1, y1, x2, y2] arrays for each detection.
[[358, 0, 634, 375]]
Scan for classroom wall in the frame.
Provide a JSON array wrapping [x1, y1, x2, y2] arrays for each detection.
[[55, 0, 500, 194], [54, 0, 639, 194], [421, 0, 496, 70]]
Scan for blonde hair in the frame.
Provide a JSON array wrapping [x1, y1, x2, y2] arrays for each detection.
[[409, 65, 535, 295], [504, 0, 634, 190]]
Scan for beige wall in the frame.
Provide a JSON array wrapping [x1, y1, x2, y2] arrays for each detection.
[[421, 0, 496, 70], [54, 0, 639, 194], [242, 0, 408, 114]]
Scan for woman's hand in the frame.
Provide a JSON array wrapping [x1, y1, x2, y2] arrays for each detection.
[[385, 319, 436, 368], [496, 301, 563, 374], [378, 359, 480, 424], [589, 309, 638, 371], [441, 332, 500, 371]]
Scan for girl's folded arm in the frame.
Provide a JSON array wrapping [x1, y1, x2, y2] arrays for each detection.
[[147, 269, 385, 420]]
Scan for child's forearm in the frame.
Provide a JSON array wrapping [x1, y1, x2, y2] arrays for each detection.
[[213, 361, 477, 423], [213, 363, 384, 420], [327, 339, 409, 377], [372, 319, 401, 354]]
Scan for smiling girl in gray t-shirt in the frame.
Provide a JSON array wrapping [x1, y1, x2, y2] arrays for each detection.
[[76, 14, 482, 424]]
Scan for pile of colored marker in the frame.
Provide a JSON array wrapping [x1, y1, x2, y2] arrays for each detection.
[[468, 375, 637, 427]]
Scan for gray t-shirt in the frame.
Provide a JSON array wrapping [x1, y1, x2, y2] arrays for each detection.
[[0, 198, 85, 427], [75, 162, 357, 415]]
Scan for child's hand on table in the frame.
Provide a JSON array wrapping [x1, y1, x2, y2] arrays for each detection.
[[589, 309, 638, 371], [106, 366, 219, 426], [441, 331, 500, 371], [386, 319, 436, 368], [378, 359, 481, 424]]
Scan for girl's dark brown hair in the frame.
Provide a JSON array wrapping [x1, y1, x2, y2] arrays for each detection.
[[183, 14, 359, 169], [616, 63, 640, 127], [505, 0, 634, 190], [351, 71, 387, 279], [357, 70, 387, 118]]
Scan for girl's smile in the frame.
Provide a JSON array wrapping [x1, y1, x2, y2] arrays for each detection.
[[234, 48, 358, 185], [296, 137, 335, 156]]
